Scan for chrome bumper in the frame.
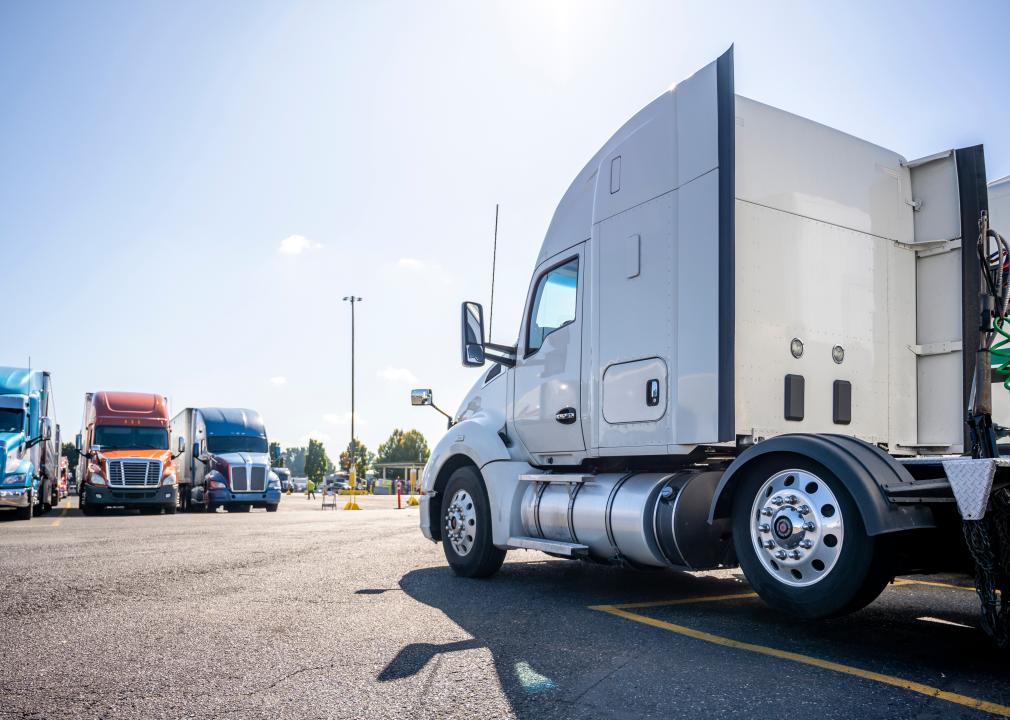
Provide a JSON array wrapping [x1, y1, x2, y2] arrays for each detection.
[[0, 487, 31, 509]]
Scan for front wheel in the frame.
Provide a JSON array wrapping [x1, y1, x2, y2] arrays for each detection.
[[440, 466, 505, 578], [732, 456, 893, 619], [15, 493, 32, 521], [265, 504, 278, 512], [79, 491, 98, 516]]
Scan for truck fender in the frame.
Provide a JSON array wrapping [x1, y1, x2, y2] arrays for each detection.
[[421, 418, 511, 541], [708, 434, 935, 536]]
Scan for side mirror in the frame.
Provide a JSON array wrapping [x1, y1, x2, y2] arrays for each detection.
[[41, 417, 52, 442], [177, 435, 186, 454], [461, 301, 486, 367], [75, 433, 82, 452], [411, 389, 433, 406], [270, 444, 281, 463]]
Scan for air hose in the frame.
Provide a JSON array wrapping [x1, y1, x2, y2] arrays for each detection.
[[986, 215, 1010, 391]]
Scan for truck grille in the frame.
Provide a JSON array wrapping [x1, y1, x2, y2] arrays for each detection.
[[230, 465, 267, 492], [108, 459, 162, 487]]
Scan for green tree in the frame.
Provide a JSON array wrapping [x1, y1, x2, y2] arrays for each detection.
[[282, 446, 306, 475], [303, 439, 330, 484], [338, 438, 372, 479], [376, 429, 430, 465], [269, 442, 284, 467], [61, 442, 79, 477]]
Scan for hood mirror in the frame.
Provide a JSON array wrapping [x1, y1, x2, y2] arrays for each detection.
[[410, 388, 454, 429]]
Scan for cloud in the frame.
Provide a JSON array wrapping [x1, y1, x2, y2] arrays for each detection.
[[377, 366, 419, 385], [269, 376, 287, 386], [323, 411, 365, 426], [299, 430, 332, 444], [278, 234, 322, 255], [396, 257, 450, 284]]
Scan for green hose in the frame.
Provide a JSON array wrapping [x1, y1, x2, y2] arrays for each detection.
[[991, 315, 1010, 392]]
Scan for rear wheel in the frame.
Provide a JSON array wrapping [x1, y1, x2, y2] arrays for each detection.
[[732, 456, 893, 619], [440, 466, 505, 578], [265, 504, 278, 512]]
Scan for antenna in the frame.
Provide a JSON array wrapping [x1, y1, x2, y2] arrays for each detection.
[[489, 203, 499, 340]]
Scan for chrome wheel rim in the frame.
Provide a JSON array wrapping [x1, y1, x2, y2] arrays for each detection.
[[749, 469, 844, 588], [445, 489, 477, 557]]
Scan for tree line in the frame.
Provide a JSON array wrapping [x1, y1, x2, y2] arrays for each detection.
[[270, 428, 430, 484]]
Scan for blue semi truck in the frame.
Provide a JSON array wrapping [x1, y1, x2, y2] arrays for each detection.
[[170, 407, 282, 512], [0, 366, 59, 520]]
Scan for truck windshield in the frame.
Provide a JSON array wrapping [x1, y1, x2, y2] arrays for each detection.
[[206, 436, 268, 454], [94, 425, 169, 450], [0, 409, 24, 434]]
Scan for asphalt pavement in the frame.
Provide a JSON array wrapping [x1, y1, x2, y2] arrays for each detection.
[[1, 493, 1008, 719]]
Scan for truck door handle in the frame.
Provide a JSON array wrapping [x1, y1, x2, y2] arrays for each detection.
[[646, 379, 660, 407], [556, 407, 577, 425]]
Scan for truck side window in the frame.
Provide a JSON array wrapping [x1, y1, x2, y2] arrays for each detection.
[[527, 257, 579, 354]]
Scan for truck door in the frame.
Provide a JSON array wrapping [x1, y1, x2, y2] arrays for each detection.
[[512, 246, 586, 457]]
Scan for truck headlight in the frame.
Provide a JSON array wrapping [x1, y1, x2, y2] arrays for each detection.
[[209, 480, 227, 490], [161, 471, 177, 487], [0, 473, 29, 488], [87, 463, 107, 487]]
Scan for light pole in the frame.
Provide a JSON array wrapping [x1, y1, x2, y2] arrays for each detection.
[[342, 295, 362, 510]]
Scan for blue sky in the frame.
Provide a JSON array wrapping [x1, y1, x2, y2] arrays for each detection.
[[2, 1, 1008, 456]]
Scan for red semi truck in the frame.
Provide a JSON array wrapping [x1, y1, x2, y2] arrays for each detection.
[[75, 391, 181, 515]]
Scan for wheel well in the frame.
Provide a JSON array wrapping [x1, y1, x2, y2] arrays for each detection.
[[709, 434, 934, 536], [429, 454, 480, 541]]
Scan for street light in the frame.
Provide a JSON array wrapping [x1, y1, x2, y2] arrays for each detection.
[[342, 295, 362, 510]]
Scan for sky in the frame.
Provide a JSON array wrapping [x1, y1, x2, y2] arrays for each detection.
[[2, 0, 1009, 458]]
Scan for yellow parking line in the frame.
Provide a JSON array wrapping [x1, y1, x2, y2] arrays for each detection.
[[591, 603, 1010, 717], [896, 578, 980, 593], [50, 505, 69, 528], [591, 592, 758, 611]]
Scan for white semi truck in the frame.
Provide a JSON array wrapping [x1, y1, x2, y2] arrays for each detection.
[[412, 48, 1010, 646]]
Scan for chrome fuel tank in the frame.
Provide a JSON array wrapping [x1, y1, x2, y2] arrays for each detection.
[[520, 470, 733, 570]]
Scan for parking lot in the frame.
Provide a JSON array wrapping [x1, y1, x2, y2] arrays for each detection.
[[1, 494, 1008, 720]]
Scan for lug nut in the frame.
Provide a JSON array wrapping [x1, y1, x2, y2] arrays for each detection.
[[803, 521, 816, 532], [798, 505, 811, 515], [758, 523, 770, 533], [761, 507, 773, 517], [786, 495, 799, 504], [789, 550, 802, 560], [763, 540, 775, 549], [775, 550, 788, 560], [799, 539, 813, 549], [771, 496, 785, 506]]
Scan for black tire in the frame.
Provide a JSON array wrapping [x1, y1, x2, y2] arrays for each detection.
[[732, 455, 893, 619], [39, 481, 52, 514], [206, 501, 216, 513], [265, 504, 278, 512], [79, 492, 98, 516], [440, 466, 505, 578], [15, 494, 32, 521], [163, 504, 177, 515]]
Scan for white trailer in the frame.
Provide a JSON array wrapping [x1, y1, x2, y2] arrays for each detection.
[[413, 49, 1010, 644]]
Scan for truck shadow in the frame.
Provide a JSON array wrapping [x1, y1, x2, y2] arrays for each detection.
[[389, 559, 1007, 718]]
